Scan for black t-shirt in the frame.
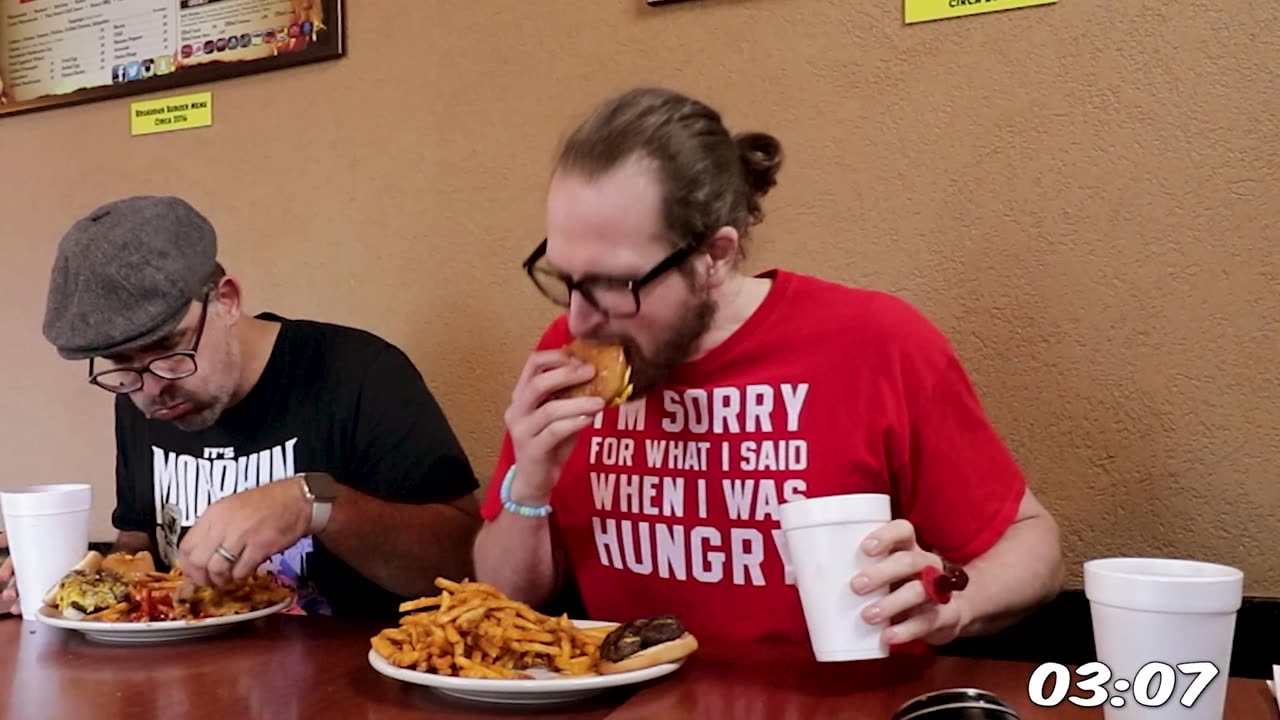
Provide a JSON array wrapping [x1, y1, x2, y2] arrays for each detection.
[[112, 312, 478, 619]]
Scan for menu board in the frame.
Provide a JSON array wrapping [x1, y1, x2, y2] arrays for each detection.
[[0, 0, 343, 118]]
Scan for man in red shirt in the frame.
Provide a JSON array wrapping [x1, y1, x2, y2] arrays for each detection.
[[474, 86, 1064, 650]]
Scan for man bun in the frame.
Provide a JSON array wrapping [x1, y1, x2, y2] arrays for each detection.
[[734, 132, 783, 225], [557, 87, 785, 255]]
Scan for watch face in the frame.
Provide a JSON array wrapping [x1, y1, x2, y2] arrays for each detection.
[[305, 472, 340, 501]]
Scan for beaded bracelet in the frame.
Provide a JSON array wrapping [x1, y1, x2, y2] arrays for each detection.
[[499, 464, 552, 518]]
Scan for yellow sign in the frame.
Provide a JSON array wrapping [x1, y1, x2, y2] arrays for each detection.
[[129, 92, 213, 136], [905, 0, 1057, 24]]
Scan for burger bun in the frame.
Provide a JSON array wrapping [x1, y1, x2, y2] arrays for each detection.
[[550, 339, 635, 407], [597, 632, 698, 675], [100, 551, 156, 581]]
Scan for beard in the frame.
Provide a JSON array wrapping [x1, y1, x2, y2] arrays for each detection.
[[169, 393, 232, 432], [595, 282, 716, 400]]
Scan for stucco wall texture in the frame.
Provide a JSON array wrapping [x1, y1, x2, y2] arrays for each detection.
[[1, 0, 1275, 592]]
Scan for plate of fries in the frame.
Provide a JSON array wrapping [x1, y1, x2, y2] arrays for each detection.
[[368, 579, 688, 705], [37, 556, 294, 645]]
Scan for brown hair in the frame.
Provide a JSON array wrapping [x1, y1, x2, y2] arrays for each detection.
[[555, 87, 783, 260]]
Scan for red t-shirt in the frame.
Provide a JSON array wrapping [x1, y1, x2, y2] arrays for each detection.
[[481, 269, 1026, 645]]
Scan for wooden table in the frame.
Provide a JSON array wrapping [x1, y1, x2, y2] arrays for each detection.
[[2, 615, 1272, 719]]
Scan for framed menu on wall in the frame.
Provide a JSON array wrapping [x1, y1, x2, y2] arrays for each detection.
[[0, 0, 344, 118]]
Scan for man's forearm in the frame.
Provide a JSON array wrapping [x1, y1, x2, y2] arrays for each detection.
[[112, 531, 154, 555], [473, 512, 560, 608], [955, 514, 1065, 638], [318, 486, 482, 598]]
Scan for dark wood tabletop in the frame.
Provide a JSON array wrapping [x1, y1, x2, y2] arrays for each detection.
[[2, 615, 1272, 719]]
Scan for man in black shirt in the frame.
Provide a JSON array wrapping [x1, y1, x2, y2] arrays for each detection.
[[20, 195, 481, 619]]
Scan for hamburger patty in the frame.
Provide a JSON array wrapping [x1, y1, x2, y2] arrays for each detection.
[[600, 615, 686, 662]]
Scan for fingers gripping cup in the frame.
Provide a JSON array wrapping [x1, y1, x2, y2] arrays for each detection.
[[0, 484, 92, 620], [779, 493, 892, 661], [1084, 558, 1243, 720]]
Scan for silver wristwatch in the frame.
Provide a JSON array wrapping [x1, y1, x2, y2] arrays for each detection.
[[299, 472, 338, 535]]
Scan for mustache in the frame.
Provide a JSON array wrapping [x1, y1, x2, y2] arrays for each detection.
[[140, 392, 191, 412]]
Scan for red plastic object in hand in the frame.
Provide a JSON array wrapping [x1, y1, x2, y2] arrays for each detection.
[[920, 563, 969, 605]]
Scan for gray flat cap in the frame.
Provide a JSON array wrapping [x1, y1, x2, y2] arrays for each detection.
[[42, 195, 218, 359]]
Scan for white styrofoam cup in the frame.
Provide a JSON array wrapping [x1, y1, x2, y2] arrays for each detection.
[[1084, 557, 1243, 720], [779, 493, 892, 661], [0, 483, 92, 620]]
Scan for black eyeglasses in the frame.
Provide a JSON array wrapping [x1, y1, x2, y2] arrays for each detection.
[[522, 237, 703, 318], [88, 301, 210, 394]]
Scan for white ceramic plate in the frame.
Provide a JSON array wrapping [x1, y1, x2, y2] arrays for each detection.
[[35, 598, 292, 644], [367, 620, 686, 705]]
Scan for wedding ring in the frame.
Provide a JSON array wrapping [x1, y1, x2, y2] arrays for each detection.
[[215, 546, 240, 563]]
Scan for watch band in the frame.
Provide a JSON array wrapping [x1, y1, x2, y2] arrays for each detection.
[[300, 473, 336, 535], [310, 498, 332, 535]]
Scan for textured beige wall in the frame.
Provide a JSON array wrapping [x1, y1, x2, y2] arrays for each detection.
[[0, 0, 1275, 592]]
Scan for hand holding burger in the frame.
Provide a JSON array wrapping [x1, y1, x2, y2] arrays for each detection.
[[503, 338, 634, 505]]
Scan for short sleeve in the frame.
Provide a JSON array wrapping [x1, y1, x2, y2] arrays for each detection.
[[347, 345, 478, 503], [110, 397, 152, 533], [883, 306, 1027, 565], [480, 317, 573, 521]]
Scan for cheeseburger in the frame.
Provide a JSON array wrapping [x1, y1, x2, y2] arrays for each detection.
[[551, 338, 635, 406], [597, 614, 698, 674], [42, 550, 156, 620]]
